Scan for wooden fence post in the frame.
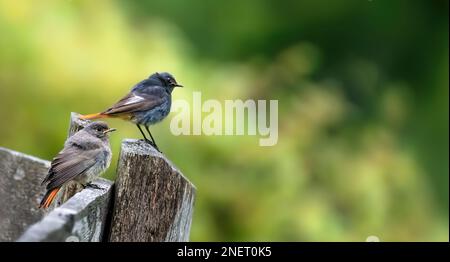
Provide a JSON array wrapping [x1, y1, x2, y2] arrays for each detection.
[[108, 139, 196, 242], [0, 147, 50, 241], [6, 112, 196, 242]]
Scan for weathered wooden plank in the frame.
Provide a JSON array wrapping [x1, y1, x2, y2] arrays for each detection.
[[67, 112, 91, 137], [108, 139, 196, 242], [0, 147, 50, 242], [59, 112, 91, 205], [17, 178, 113, 242]]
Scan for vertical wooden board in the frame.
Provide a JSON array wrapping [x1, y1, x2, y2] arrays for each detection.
[[0, 147, 50, 241], [108, 139, 196, 242]]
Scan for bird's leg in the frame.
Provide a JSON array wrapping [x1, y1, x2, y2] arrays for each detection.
[[144, 126, 157, 146], [136, 124, 150, 143], [144, 126, 161, 152]]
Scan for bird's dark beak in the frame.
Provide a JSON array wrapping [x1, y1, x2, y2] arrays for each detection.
[[175, 84, 183, 87], [103, 128, 116, 134]]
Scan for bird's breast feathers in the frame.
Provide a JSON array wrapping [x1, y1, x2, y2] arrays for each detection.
[[75, 147, 111, 184]]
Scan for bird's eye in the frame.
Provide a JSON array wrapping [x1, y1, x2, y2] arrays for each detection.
[[96, 128, 101, 132]]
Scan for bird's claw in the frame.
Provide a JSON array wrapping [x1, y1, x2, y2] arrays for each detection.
[[83, 183, 104, 190]]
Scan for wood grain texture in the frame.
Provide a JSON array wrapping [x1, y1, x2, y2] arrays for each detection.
[[108, 139, 196, 242], [17, 178, 113, 242], [0, 147, 50, 241]]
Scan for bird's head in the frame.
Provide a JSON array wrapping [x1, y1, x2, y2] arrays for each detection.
[[150, 72, 183, 90], [83, 121, 116, 139]]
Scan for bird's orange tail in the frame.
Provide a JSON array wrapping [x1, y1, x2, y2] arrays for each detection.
[[39, 187, 61, 209], [79, 113, 107, 120]]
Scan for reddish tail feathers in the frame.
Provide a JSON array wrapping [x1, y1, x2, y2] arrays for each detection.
[[39, 187, 61, 209], [79, 113, 107, 120]]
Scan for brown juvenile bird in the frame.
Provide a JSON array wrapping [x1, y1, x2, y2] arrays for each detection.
[[39, 121, 116, 209]]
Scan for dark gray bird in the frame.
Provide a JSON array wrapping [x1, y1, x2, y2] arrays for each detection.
[[39, 121, 116, 209], [79, 72, 182, 151]]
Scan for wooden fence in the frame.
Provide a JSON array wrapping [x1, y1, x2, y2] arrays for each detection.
[[0, 113, 195, 242]]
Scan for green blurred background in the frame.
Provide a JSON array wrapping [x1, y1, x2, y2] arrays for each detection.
[[0, 0, 448, 241]]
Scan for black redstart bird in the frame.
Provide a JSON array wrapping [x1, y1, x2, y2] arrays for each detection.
[[39, 121, 116, 209], [79, 72, 182, 151]]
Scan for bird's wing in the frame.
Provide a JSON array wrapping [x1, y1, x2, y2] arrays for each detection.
[[102, 92, 165, 116], [42, 142, 101, 189]]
